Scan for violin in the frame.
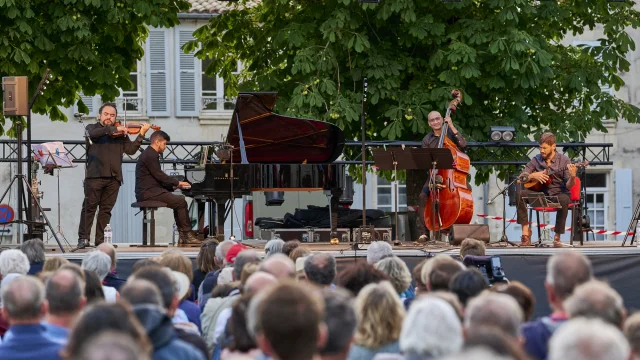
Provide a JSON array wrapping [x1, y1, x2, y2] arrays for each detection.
[[110, 121, 161, 137]]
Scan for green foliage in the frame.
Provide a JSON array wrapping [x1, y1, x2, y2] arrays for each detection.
[[0, 0, 190, 135], [191, 0, 640, 184]]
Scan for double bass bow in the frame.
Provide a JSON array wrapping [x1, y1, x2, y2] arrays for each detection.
[[424, 89, 474, 236]]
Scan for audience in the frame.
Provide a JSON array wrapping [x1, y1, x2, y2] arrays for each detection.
[[20, 239, 46, 275], [459, 238, 486, 259], [198, 239, 236, 305], [0, 275, 63, 360], [449, 268, 488, 307], [259, 253, 296, 280], [304, 253, 337, 287], [492, 281, 536, 321], [193, 240, 218, 292], [63, 301, 153, 360], [548, 318, 629, 360], [521, 250, 593, 360], [119, 279, 205, 360], [264, 239, 285, 257], [81, 250, 117, 302], [97, 243, 126, 290], [348, 281, 404, 360], [337, 262, 389, 296], [398, 297, 463, 359], [366, 241, 393, 264], [281, 240, 300, 257], [289, 246, 310, 264], [43, 257, 69, 273], [464, 292, 524, 340], [1, 235, 638, 360], [256, 281, 326, 360], [373, 256, 413, 300], [320, 288, 357, 360]]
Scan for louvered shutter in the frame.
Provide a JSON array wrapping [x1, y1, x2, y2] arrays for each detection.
[[175, 28, 199, 117], [74, 93, 98, 117], [145, 28, 170, 117]]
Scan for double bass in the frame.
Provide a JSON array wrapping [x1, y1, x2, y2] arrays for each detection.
[[424, 90, 474, 234]]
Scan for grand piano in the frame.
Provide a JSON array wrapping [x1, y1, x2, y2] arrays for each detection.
[[183, 92, 347, 240]]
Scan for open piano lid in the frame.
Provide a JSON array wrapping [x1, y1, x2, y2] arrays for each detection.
[[227, 92, 345, 164]]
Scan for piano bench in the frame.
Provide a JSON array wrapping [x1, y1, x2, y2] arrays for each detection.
[[130, 201, 168, 248]]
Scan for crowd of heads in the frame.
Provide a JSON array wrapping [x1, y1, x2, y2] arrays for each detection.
[[0, 237, 637, 360]]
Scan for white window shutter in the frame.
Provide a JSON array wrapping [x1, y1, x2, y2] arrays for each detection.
[[175, 28, 199, 117], [74, 93, 98, 117], [145, 28, 170, 117]]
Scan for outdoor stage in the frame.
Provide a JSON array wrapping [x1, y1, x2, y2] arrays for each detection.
[[44, 240, 640, 320]]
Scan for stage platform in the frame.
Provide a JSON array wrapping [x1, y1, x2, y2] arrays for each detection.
[[38, 240, 640, 319]]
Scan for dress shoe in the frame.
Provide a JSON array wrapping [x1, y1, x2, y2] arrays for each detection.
[[76, 239, 88, 249]]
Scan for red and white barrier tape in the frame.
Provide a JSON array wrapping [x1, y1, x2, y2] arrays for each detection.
[[476, 214, 634, 236]]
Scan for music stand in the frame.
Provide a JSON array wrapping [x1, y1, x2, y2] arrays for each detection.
[[32, 142, 75, 251], [372, 148, 453, 244]]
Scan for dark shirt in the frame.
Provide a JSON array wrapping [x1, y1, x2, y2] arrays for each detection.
[[135, 147, 179, 201], [421, 128, 467, 150], [192, 269, 207, 294], [522, 152, 572, 196], [521, 315, 567, 360], [178, 300, 202, 332], [28, 262, 44, 275], [86, 122, 144, 183], [104, 271, 126, 290]]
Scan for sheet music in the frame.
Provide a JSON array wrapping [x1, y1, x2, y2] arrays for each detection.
[[31, 142, 76, 168]]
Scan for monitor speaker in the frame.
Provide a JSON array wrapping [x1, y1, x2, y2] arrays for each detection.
[[2, 76, 29, 116], [449, 224, 490, 245]]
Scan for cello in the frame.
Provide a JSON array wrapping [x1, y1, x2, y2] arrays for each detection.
[[424, 89, 474, 236]]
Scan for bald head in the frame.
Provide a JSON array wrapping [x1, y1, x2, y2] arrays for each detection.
[[97, 243, 117, 271], [46, 269, 85, 315], [244, 271, 278, 295], [2, 275, 46, 323], [260, 253, 295, 279]]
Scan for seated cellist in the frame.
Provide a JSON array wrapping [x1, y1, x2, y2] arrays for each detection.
[[417, 110, 467, 242]]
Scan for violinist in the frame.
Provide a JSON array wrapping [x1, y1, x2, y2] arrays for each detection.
[[77, 102, 151, 248], [416, 110, 467, 242], [516, 132, 576, 247]]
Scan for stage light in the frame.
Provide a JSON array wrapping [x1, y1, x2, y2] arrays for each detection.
[[489, 126, 516, 142]]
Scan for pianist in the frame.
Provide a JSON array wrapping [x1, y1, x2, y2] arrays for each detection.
[[135, 131, 201, 246]]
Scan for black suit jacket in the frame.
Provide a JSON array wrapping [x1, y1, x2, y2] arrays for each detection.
[[86, 122, 143, 183], [135, 147, 179, 201]]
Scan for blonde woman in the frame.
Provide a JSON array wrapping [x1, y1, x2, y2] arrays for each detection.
[[348, 281, 405, 360]]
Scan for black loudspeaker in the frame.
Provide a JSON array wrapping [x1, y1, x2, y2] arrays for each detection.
[[449, 224, 490, 245]]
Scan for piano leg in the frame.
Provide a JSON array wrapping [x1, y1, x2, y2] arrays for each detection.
[[215, 201, 226, 241], [330, 187, 342, 241], [197, 200, 206, 240], [208, 201, 216, 238]]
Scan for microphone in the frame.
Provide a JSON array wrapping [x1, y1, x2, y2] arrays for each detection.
[[74, 113, 87, 119]]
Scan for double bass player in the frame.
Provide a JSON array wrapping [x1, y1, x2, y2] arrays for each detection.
[[417, 110, 468, 242]]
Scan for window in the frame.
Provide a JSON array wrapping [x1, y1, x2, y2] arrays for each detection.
[[116, 67, 143, 117], [584, 172, 608, 240], [376, 175, 406, 212], [201, 59, 239, 112]]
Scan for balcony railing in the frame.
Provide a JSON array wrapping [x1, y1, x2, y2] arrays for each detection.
[[201, 96, 236, 112]]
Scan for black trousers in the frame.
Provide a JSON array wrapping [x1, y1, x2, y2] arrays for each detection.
[[516, 189, 571, 234], [144, 192, 192, 232], [78, 178, 120, 244]]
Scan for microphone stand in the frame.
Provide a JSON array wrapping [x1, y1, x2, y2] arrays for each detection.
[[487, 176, 519, 247]]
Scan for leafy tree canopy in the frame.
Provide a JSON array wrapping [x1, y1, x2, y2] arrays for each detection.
[[191, 0, 640, 183], [0, 0, 190, 136]]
